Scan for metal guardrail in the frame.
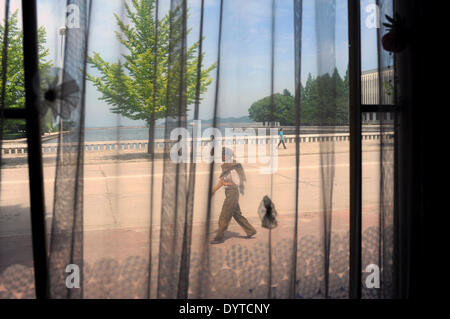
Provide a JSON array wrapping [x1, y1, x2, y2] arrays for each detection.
[[1, 132, 394, 156]]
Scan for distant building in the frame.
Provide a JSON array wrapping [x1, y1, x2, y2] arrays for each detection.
[[361, 68, 395, 124]]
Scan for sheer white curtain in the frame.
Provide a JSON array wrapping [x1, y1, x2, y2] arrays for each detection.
[[0, 0, 396, 299]]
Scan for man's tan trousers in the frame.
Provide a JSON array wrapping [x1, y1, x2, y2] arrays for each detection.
[[216, 187, 256, 240]]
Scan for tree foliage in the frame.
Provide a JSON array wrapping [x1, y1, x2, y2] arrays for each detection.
[[248, 67, 349, 126], [87, 0, 215, 123], [0, 11, 52, 137], [248, 89, 295, 125]]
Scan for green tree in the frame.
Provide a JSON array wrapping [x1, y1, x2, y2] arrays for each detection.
[[248, 66, 350, 127], [334, 67, 349, 125], [248, 89, 295, 125], [305, 68, 348, 126], [87, 0, 215, 127], [0, 11, 52, 138], [300, 73, 319, 125]]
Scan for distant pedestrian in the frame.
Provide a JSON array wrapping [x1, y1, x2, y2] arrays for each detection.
[[277, 128, 287, 149], [210, 147, 257, 244]]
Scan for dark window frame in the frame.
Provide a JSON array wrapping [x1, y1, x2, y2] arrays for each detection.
[[1, 0, 48, 299], [348, 0, 400, 299]]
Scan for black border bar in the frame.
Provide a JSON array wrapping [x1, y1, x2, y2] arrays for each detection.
[[21, 0, 48, 299], [348, 0, 362, 299], [2, 108, 27, 119], [361, 104, 398, 113]]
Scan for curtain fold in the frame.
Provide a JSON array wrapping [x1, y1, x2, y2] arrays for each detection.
[[376, 0, 395, 298], [156, 0, 189, 298], [47, 0, 91, 299], [361, 0, 395, 299], [0, 0, 9, 188], [315, 0, 337, 299]]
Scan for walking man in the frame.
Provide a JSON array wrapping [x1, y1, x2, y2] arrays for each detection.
[[277, 128, 287, 149], [210, 147, 257, 244]]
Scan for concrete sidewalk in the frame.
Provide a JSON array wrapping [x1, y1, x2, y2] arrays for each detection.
[[0, 140, 390, 298]]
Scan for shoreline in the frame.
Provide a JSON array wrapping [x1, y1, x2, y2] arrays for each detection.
[[1, 131, 71, 144]]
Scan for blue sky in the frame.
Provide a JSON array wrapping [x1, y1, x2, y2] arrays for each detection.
[[3, 0, 381, 127]]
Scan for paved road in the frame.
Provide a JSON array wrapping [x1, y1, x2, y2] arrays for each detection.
[[0, 140, 390, 273]]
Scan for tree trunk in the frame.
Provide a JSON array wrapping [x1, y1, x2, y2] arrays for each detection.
[[148, 117, 155, 155]]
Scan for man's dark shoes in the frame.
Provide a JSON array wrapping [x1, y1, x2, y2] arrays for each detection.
[[246, 231, 257, 238], [210, 237, 224, 244]]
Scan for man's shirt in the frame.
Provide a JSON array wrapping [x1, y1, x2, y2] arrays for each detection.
[[223, 169, 241, 188]]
